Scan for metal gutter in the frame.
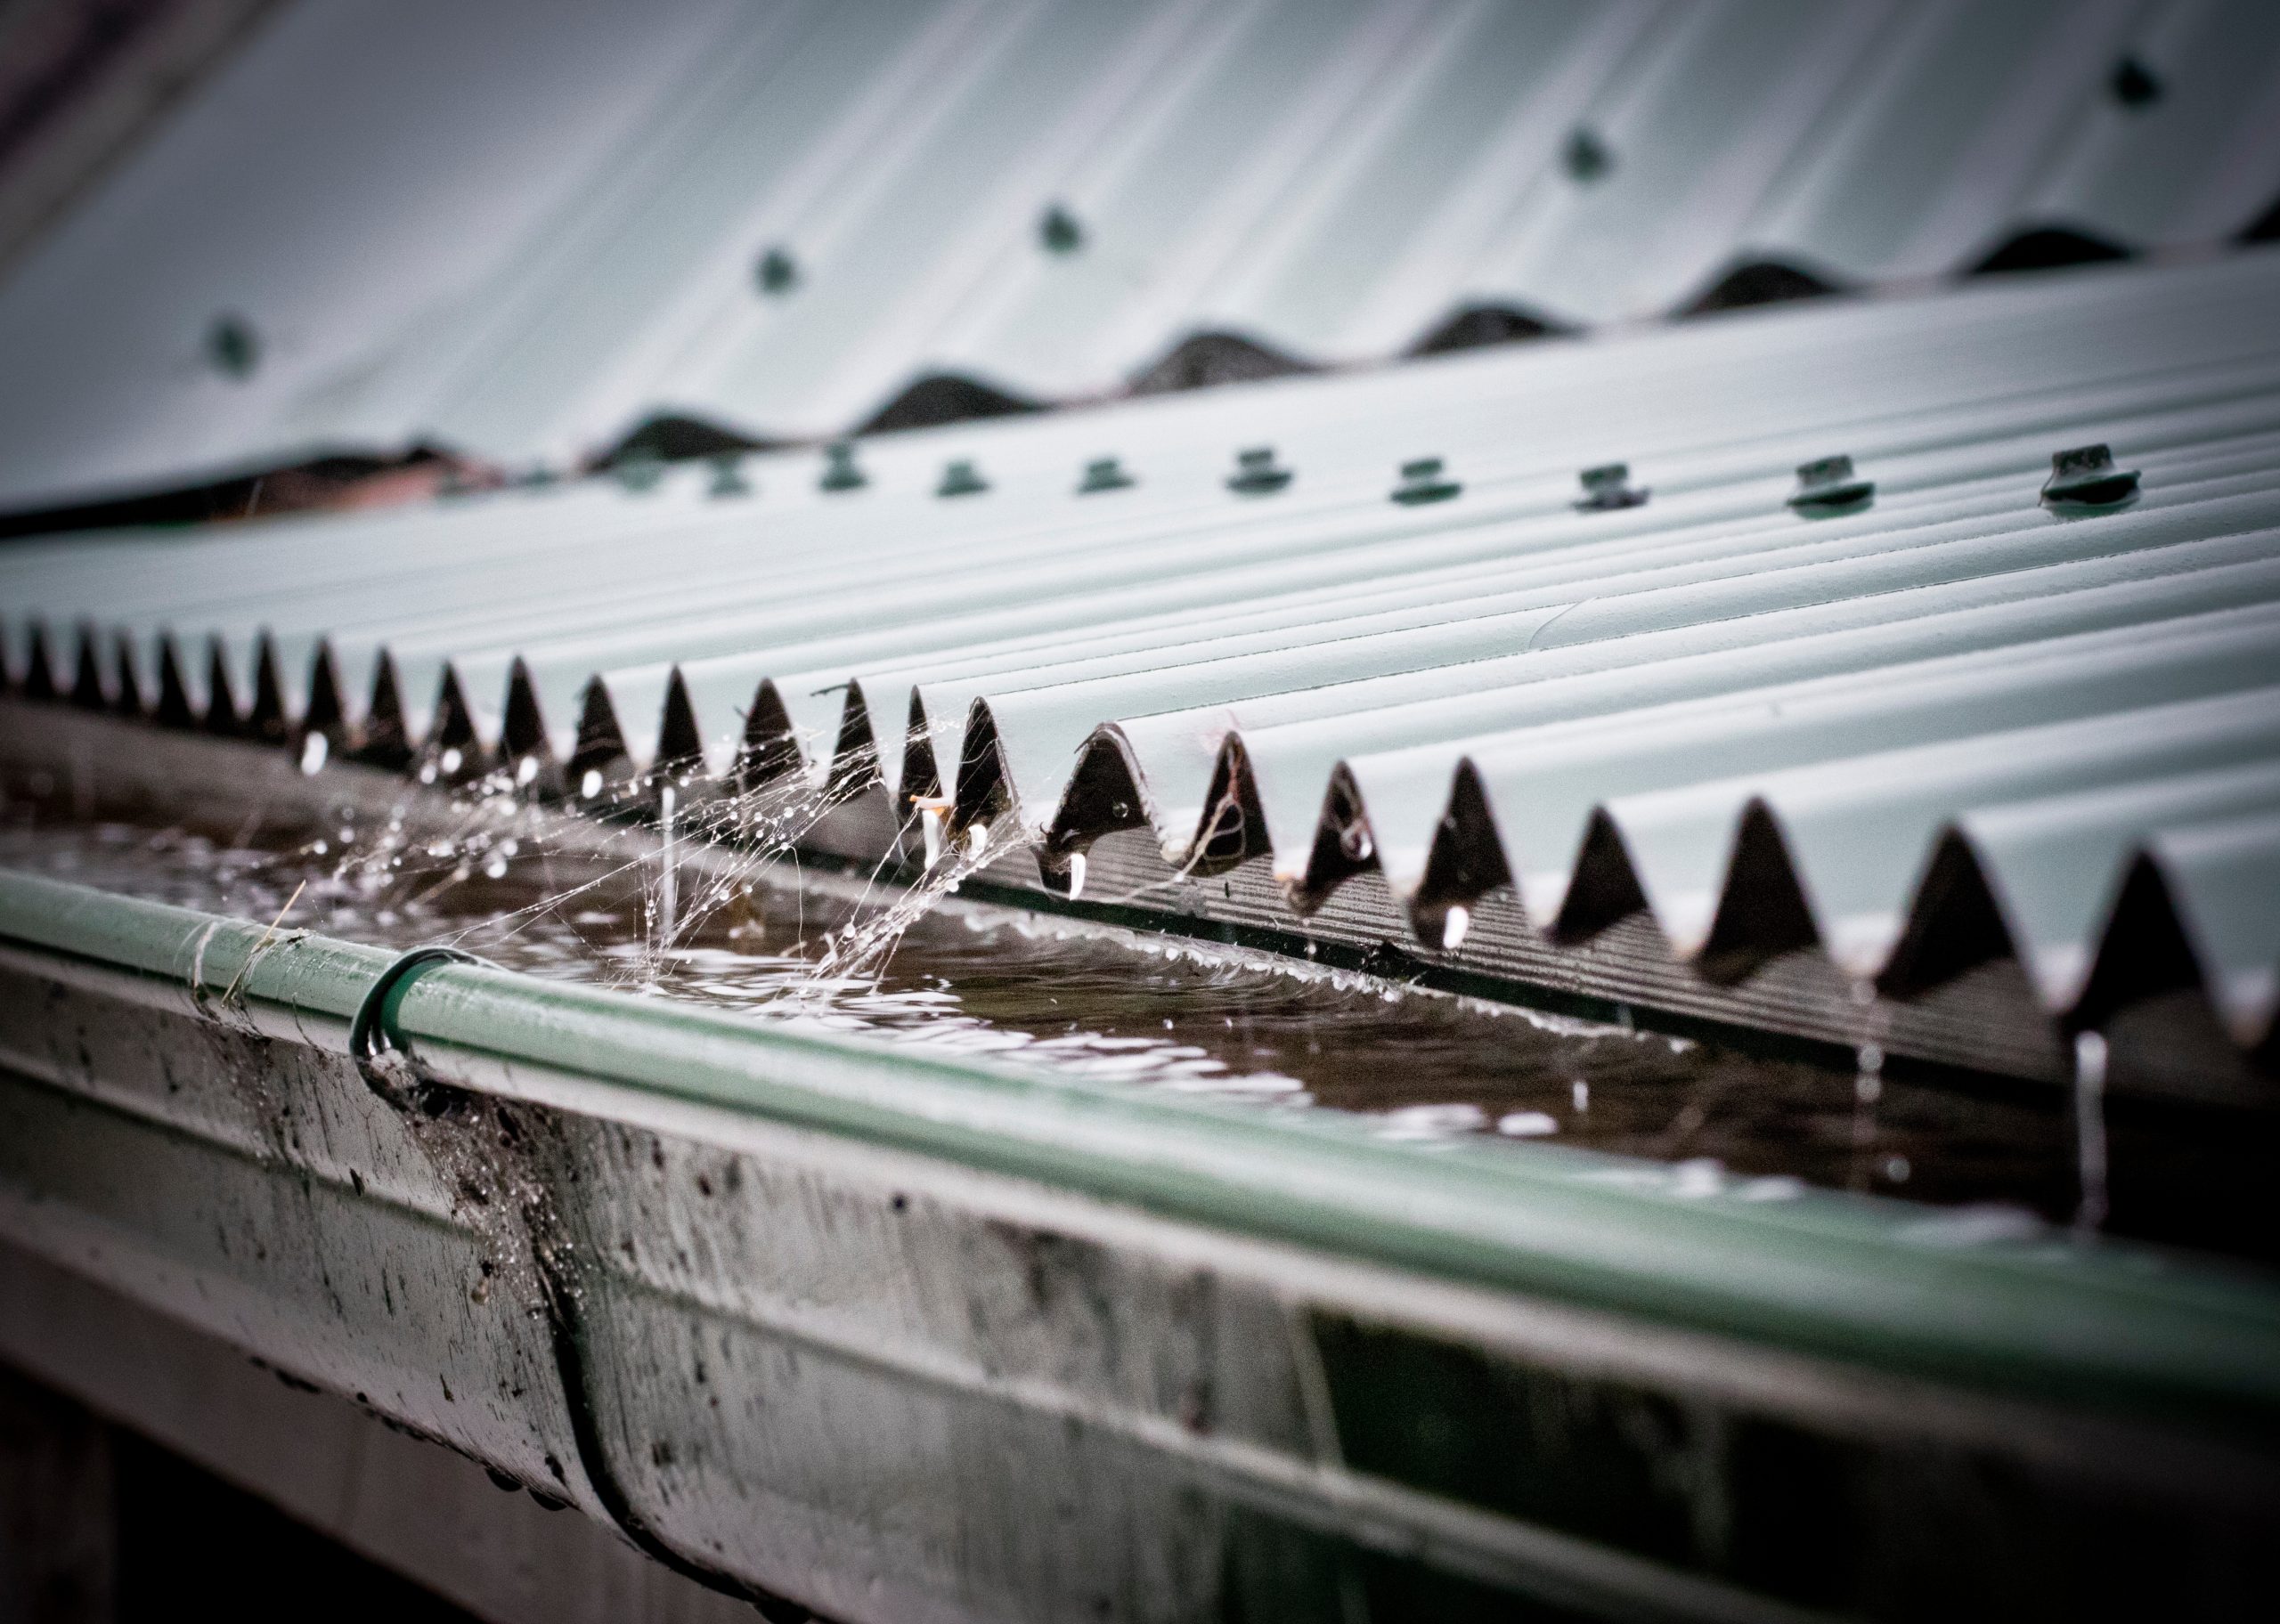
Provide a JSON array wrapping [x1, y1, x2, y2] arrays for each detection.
[[3, 865, 2278, 1618], [0, 1244, 760, 1624], [2, 866, 2276, 1430]]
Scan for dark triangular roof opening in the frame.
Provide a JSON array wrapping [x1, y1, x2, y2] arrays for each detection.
[[2241, 187, 2280, 244], [1972, 227, 2129, 276], [1684, 261, 1838, 316], [1128, 332, 1312, 394], [1409, 305, 1558, 357], [0, 447, 452, 543], [1551, 810, 1649, 944], [860, 374, 1041, 434], [1695, 801, 1820, 983], [596, 413, 774, 467]]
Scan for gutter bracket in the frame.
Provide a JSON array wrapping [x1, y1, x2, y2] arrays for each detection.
[[348, 945, 479, 1108]]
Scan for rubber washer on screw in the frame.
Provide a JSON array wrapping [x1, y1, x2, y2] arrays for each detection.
[[349, 946, 478, 1093]]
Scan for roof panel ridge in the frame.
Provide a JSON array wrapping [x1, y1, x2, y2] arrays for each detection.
[[2066, 848, 2251, 1075], [355, 651, 411, 771], [2137, 807, 2280, 1052]]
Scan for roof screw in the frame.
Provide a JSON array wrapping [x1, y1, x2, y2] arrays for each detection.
[[1226, 446, 1292, 496], [936, 459, 989, 498], [1562, 127, 1612, 183], [755, 246, 799, 296], [615, 451, 665, 493], [1574, 462, 1648, 511], [2041, 443, 2139, 508], [1390, 457, 1461, 506], [707, 453, 752, 499], [206, 313, 259, 379], [1038, 202, 1084, 255], [2111, 56, 2162, 109], [1786, 454, 1874, 516], [1077, 455, 1135, 494], [818, 441, 867, 493]]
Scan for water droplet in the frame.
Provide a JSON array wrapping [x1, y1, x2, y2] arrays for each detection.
[[515, 755, 539, 787], [1498, 1111, 1558, 1138], [1065, 850, 1086, 900], [1738, 1175, 1804, 1202], [1439, 904, 1470, 951], [2073, 1029, 2109, 1232], [1378, 1103, 1486, 1141], [440, 747, 463, 775], [297, 733, 329, 775]]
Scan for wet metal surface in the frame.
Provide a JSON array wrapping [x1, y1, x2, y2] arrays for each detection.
[[7, 759, 2268, 1265], [5, 747, 2279, 1622]]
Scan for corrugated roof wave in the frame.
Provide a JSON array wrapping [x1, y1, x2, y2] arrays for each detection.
[[6, 250, 2279, 1091]]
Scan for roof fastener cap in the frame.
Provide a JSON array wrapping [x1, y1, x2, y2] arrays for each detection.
[[2041, 443, 2139, 508], [1078, 456, 1134, 494], [819, 442, 867, 493], [1575, 462, 1648, 511], [707, 453, 751, 498], [937, 459, 989, 498], [615, 452, 665, 494], [2111, 56, 2162, 108], [206, 313, 259, 380], [755, 247, 798, 295], [1227, 447, 1292, 496], [1390, 457, 1461, 506], [1563, 127, 1613, 183], [1039, 203, 1083, 254], [1787, 454, 1873, 515]]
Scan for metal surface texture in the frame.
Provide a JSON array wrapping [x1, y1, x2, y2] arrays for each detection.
[[7, 251, 2280, 1087], [0, 1247, 757, 1624], [3, 0, 2279, 507], [1, 866, 2276, 1620]]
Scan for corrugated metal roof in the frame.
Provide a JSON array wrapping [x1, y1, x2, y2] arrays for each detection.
[[3, 0, 2277, 509], [7, 249, 2279, 1086]]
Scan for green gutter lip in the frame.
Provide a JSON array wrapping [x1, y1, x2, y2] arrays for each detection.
[[4, 867, 2277, 1439]]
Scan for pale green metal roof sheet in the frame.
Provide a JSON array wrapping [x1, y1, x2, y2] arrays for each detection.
[[2, 0, 2277, 508], [5, 251, 2279, 1082]]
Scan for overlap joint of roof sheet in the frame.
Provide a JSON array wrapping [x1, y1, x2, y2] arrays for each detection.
[[4, 0, 2280, 512]]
